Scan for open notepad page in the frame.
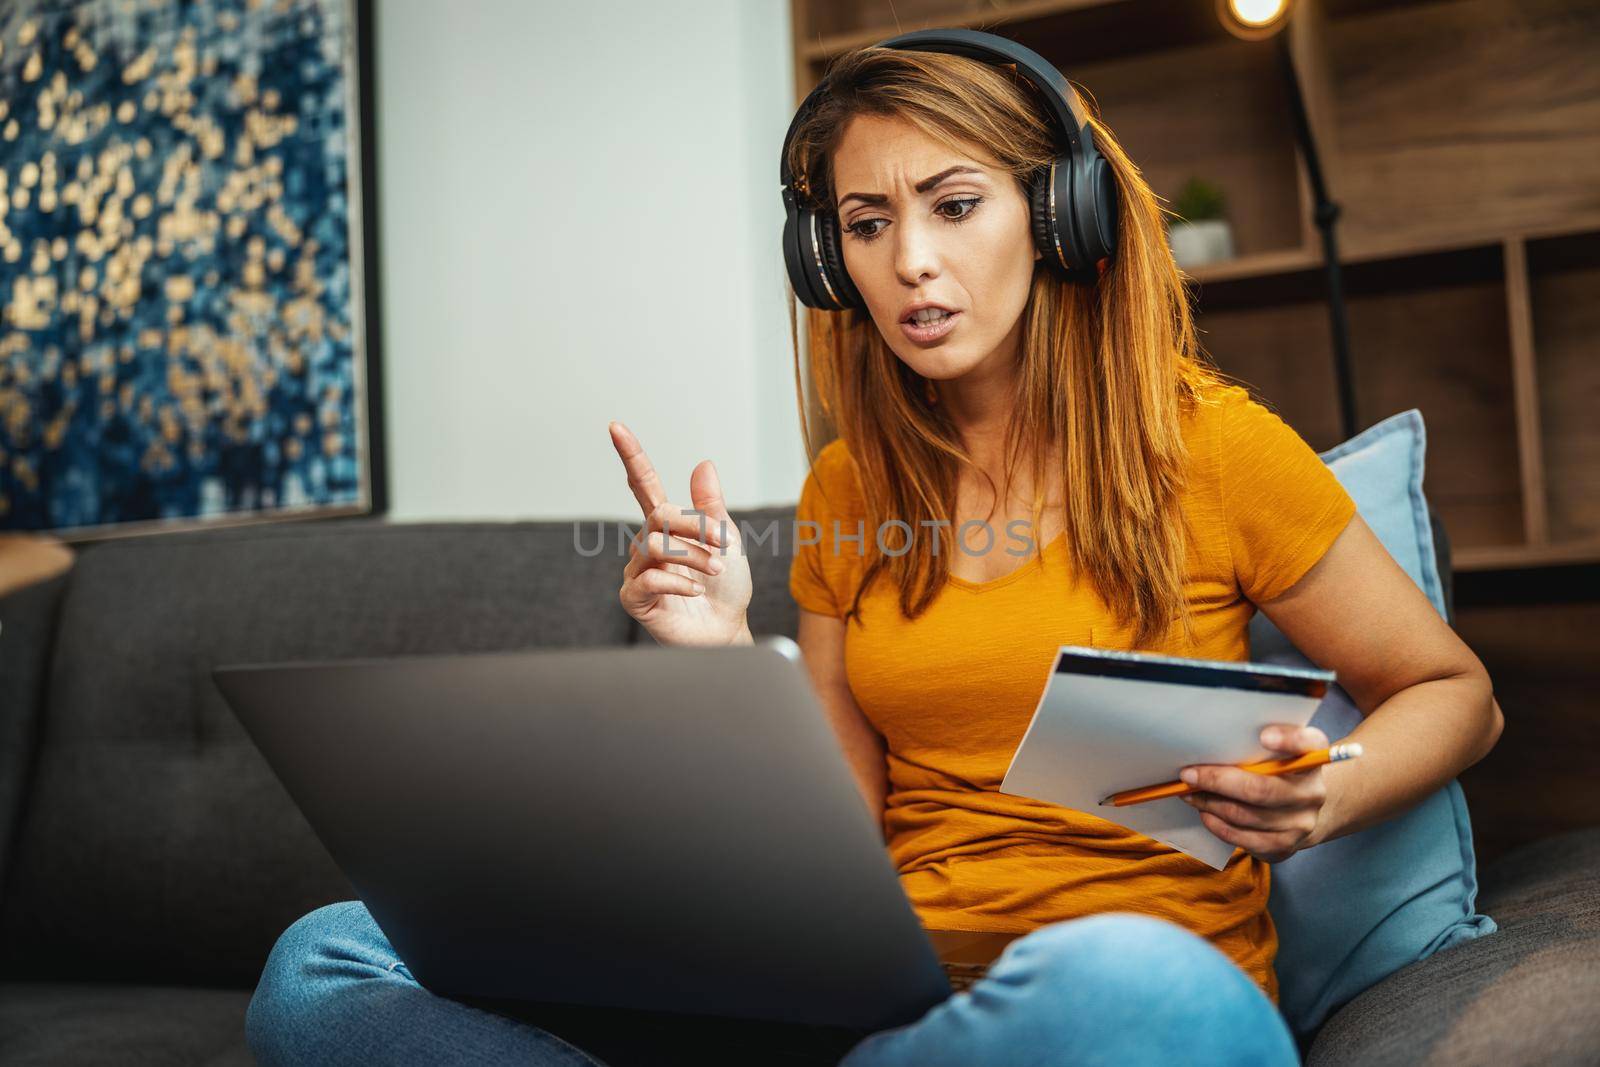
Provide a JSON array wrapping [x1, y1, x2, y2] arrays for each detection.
[[1000, 646, 1333, 870]]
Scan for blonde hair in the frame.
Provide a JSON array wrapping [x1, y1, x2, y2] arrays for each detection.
[[786, 45, 1231, 649]]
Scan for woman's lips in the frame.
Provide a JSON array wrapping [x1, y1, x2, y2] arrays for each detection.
[[900, 310, 961, 344]]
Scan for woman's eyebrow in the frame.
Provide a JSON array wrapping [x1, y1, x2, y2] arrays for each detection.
[[837, 165, 989, 209]]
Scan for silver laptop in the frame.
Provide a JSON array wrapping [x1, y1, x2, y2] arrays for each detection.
[[213, 636, 1019, 1032]]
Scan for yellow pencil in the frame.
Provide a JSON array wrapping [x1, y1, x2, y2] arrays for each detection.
[[1099, 742, 1364, 807]]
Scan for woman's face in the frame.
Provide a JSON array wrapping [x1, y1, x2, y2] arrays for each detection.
[[831, 113, 1041, 384]]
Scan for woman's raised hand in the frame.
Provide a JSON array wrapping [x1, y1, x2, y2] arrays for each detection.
[[608, 421, 753, 647]]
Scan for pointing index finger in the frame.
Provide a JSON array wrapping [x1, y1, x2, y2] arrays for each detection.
[[608, 421, 667, 523]]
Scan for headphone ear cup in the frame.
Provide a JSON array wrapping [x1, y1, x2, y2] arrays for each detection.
[[783, 194, 828, 309], [815, 213, 862, 310], [1028, 166, 1057, 272], [1034, 156, 1093, 279], [783, 204, 818, 309], [1082, 154, 1119, 266]]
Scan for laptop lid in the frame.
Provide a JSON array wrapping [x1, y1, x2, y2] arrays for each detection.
[[214, 636, 952, 1030]]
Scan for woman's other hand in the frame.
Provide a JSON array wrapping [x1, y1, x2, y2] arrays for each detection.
[[608, 421, 753, 647], [1178, 724, 1331, 864]]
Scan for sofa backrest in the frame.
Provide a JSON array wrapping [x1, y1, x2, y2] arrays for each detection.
[[0, 500, 1454, 987], [0, 573, 70, 907], [0, 517, 655, 985]]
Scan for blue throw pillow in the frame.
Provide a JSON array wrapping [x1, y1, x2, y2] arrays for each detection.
[[1251, 408, 1497, 1039]]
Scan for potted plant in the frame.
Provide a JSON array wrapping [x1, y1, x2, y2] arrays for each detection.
[[1167, 176, 1236, 268]]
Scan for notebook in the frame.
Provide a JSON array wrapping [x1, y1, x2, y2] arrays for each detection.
[[1000, 646, 1334, 870]]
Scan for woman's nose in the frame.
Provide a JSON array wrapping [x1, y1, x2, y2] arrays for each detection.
[[894, 218, 942, 287]]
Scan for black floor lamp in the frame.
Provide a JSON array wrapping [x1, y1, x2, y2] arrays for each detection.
[[1219, 0, 1359, 441]]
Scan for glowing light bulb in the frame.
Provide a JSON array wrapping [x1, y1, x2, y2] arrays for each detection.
[[1217, 0, 1291, 39], [1229, 0, 1289, 27]]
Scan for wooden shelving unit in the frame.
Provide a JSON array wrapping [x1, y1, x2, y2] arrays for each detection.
[[789, 0, 1600, 572]]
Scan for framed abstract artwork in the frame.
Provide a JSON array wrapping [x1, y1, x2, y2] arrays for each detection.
[[0, 0, 385, 540]]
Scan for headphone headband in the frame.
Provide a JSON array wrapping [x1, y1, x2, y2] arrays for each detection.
[[779, 28, 1094, 195], [874, 30, 1091, 158]]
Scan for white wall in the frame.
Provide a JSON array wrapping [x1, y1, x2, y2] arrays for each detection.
[[374, 0, 805, 522]]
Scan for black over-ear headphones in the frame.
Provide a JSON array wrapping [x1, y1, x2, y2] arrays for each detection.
[[780, 28, 1119, 311]]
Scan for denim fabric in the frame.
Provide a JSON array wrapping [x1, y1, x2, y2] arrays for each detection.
[[248, 901, 1300, 1066]]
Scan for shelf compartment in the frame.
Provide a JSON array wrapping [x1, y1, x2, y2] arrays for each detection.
[[1528, 229, 1600, 545], [1455, 540, 1600, 573], [1193, 244, 1524, 551], [1049, 38, 1307, 260], [802, 0, 1220, 65], [801, 0, 1453, 64], [802, 0, 1004, 47], [1324, 0, 1600, 251]]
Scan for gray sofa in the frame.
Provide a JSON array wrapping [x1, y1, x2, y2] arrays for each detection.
[[0, 510, 1595, 1065]]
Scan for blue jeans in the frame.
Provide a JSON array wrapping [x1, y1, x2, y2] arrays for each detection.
[[247, 901, 1300, 1066]]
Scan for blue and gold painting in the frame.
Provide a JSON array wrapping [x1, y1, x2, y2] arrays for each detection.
[[0, 0, 375, 535]]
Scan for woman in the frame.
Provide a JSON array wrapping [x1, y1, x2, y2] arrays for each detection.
[[247, 43, 1502, 1067]]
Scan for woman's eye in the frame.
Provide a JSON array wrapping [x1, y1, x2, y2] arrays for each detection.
[[844, 197, 984, 243], [846, 218, 887, 241], [937, 196, 982, 221]]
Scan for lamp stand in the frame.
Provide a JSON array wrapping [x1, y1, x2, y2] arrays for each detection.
[[1275, 32, 1359, 440]]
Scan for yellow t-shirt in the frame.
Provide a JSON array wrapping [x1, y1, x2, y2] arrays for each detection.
[[787, 381, 1357, 1004]]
